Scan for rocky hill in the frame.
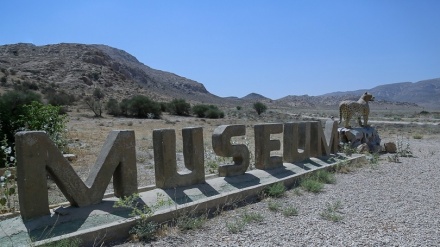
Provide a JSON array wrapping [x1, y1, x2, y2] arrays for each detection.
[[0, 43, 437, 110], [320, 78, 440, 108], [0, 43, 224, 104]]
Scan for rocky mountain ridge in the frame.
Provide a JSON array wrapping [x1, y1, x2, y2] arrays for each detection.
[[0, 43, 437, 109], [0, 43, 223, 104], [320, 78, 440, 108]]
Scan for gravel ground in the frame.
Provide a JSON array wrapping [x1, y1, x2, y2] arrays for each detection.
[[112, 137, 440, 247]]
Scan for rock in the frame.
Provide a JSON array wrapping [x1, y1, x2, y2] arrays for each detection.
[[384, 142, 397, 153], [63, 154, 77, 162], [357, 143, 370, 153], [338, 127, 381, 153]]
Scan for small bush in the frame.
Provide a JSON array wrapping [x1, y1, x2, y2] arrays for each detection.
[[264, 182, 286, 198], [16, 102, 68, 151], [192, 104, 224, 119], [106, 98, 121, 116], [127, 95, 161, 119], [253, 102, 267, 116], [192, 104, 209, 117], [175, 214, 206, 230], [205, 108, 224, 119], [114, 193, 171, 241], [301, 179, 324, 193], [167, 99, 191, 116], [282, 206, 299, 217], [226, 220, 245, 234], [313, 170, 336, 184], [320, 201, 344, 222], [0, 90, 42, 156], [47, 91, 76, 106], [242, 211, 264, 223], [39, 237, 82, 247], [267, 200, 281, 212]]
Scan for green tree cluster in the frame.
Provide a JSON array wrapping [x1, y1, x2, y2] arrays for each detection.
[[106, 95, 161, 119], [0, 90, 67, 167], [167, 99, 191, 116], [192, 104, 224, 119]]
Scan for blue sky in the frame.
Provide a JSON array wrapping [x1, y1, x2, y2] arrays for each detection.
[[1, 1, 440, 99]]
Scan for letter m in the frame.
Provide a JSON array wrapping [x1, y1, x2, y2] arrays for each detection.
[[15, 130, 137, 220]]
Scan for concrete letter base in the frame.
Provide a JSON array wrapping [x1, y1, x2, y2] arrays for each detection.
[[15, 130, 138, 220], [212, 125, 250, 177], [153, 128, 205, 189]]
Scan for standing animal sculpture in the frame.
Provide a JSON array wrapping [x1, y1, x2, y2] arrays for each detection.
[[339, 92, 375, 128]]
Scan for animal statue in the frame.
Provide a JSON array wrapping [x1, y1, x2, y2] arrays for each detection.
[[339, 92, 375, 128]]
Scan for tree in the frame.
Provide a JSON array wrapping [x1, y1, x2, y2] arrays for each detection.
[[192, 104, 224, 119], [106, 98, 121, 116], [0, 91, 67, 166], [85, 88, 105, 117], [192, 104, 210, 118], [119, 98, 130, 116], [127, 95, 161, 118], [168, 99, 191, 116], [17, 102, 68, 151], [253, 102, 267, 116], [0, 90, 42, 148]]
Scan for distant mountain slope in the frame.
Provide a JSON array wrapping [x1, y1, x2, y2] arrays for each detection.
[[0, 43, 223, 103], [0, 42, 438, 109], [321, 78, 440, 108], [241, 93, 271, 101]]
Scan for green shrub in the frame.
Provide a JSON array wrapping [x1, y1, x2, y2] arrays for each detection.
[[192, 104, 210, 117], [192, 104, 224, 119], [168, 99, 191, 116], [226, 220, 245, 233], [119, 98, 130, 116], [175, 214, 206, 230], [282, 206, 298, 217], [16, 102, 68, 151], [253, 102, 267, 115], [313, 170, 336, 184], [106, 98, 121, 116], [242, 211, 264, 223], [320, 201, 344, 222], [0, 90, 42, 153], [301, 179, 324, 193], [47, 91, 75, 106], [264, 182, 286, 198], [205, 108, 224, 119], [267, 200, 281, 212], [127, 95, 161, 119]]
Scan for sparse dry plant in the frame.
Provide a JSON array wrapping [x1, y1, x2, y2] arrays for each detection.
[[267, 200, 281, 212], [320, 201, 344, 222], [282, 206, 299, 217]]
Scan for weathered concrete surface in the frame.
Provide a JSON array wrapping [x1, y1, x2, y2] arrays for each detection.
[[153, 128, 206, 189], [15, 130, 138, 220], [254, 123, 283, 170], [0, 154, 366, 247], [212, 125, 250, 177]]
